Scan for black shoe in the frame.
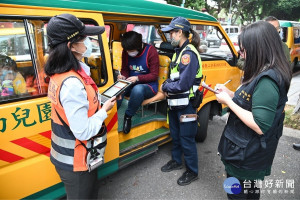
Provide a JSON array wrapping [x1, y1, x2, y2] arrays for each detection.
[[177, 170, 198, 186], [161, 160, 182, 172], [293, 143, 300, 151], [123, 114, 132, 134]]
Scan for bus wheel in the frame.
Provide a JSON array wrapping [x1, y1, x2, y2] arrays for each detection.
[[195, 103, 211, 143]]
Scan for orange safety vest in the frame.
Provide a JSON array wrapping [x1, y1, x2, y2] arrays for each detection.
[[47, 69, 100, 171]]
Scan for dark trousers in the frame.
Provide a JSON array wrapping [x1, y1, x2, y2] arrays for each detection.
[[117, 84, 155, 116], [227, 174, 261, 200], [55, 167, 98, 199], [168, 103, 198, 174]]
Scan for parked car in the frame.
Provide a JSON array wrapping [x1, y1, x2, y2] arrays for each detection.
[[206, 33, 221, 47]]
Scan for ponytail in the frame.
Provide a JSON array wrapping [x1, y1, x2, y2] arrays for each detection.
[[190, 29, 201, 53], [182, 29, 201, 53]]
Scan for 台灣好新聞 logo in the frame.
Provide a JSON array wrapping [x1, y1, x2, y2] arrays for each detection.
[[223, 177, 242, 194]]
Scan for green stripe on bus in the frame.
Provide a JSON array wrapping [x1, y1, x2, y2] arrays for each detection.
[[22, 182, 65, 200], [1, 0, 217, 22], [119, 145, 157, 166], [119, 127, 169, 152]]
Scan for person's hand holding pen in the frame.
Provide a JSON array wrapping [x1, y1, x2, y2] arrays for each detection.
[[117, 70, 126, 80], [214, 80, 234, 105]]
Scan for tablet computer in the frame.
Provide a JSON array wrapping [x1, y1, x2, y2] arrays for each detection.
[[100, 79, 132, 104]]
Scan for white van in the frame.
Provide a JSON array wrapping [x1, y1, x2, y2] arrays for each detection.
[[223, 25, 240, 34]]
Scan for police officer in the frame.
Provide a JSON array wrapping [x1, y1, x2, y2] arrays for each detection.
[[160, 17, 202, 186]]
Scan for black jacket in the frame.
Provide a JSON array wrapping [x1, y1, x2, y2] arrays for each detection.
[[218, 69, 288, 170]]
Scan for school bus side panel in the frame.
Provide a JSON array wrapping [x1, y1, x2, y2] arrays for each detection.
[[0, 6, 118, 199]]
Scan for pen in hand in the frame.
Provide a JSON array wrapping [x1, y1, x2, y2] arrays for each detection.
[[215, 80, 231, 93], [223, 79, 231, 86], [117, 70, 125, 80]]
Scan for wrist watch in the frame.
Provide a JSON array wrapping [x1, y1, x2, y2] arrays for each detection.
[[136, 76, 139, 82]]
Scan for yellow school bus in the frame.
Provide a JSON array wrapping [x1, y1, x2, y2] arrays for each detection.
[[279, 20, 300, 70], [0, 0, 242, 199]]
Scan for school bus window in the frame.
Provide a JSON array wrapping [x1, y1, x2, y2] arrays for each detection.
[[0, 19, 34, 101], [42, 21, 108, 86], [26, 20, 48, 96], [128, 24, 163, 48], [105, 25, 111, 41], [294, 29, 300, 44], [163, 25, 233, 62], [280, 27, 288, 43], [80, 23, 107, 86]]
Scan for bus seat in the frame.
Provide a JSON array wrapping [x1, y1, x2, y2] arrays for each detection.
[[141, 54, 170, 116], [112, 41, 123, 72], [157, 42, 174, 59]]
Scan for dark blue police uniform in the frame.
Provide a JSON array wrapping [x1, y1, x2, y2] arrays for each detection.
[[162, 39, 201, 175]]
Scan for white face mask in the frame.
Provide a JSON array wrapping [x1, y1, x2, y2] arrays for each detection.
[[76, 37, 93, 57], [170, 31, 181, 47], [171, 38, 180, 47], [127, 50, 139, 57]]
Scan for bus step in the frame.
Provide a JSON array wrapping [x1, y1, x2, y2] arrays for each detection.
[[119, 127, 170, 155], [119, 144, 158, 170]]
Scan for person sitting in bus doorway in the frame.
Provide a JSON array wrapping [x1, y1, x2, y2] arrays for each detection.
[[160, 17, 202, 186], [117, 31, 159, 134], [45, 13, 117, 199]]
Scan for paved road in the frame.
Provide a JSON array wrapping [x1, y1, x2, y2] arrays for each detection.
[[96, 68, 300, 200], [97, 116, 300, 200]]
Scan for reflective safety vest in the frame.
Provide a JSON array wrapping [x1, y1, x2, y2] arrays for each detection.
[[167, 44, 202, 109], [47, 70, 101, 171]]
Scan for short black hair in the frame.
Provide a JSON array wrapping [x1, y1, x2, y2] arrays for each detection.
[[121, 31, 143, 51], [264, 16, 278, 22]]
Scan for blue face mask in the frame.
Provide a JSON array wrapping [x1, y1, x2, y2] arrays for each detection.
[[75, 37, 93, 57], [82, 37, 93, 57]]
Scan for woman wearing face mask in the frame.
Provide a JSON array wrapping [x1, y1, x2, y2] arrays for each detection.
[[117, 31, 159, 134], [44, 14, 116, 199], [160, 17, 202, 186]]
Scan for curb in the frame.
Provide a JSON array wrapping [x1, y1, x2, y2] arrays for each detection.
[[283, 126, 300, 139]]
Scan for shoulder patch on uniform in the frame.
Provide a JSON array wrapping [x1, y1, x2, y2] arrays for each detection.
[[181, 54, 190, 65]]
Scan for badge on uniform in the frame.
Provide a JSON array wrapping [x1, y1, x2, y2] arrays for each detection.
[[181, 54, 190, 65]]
